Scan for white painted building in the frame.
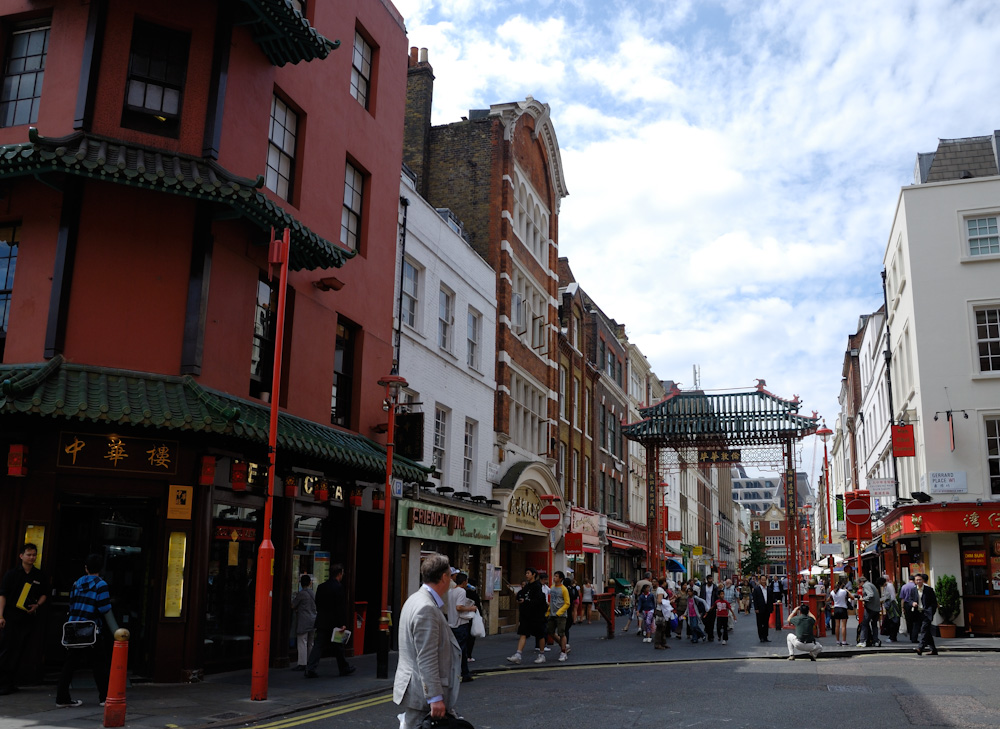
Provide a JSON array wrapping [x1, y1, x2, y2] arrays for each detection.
[[855, 308, 895, 513], [875, 132, 1000, 633]]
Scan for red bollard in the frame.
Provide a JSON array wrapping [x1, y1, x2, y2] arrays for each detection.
[[103, 628, 130, 728]]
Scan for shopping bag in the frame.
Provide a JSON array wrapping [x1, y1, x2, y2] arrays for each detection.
[[470, 610, 486, 638]]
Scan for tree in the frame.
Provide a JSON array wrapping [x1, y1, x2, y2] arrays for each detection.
[[741, 530, 767, 575]]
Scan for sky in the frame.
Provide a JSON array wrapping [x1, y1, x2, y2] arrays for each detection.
[[393, 0, 1000, 490]]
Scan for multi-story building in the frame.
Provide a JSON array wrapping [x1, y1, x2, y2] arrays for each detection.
[[855, 306, 895, 512], [393, 169, 500, 619], [402, 49, 569, 623], [0, 0, 412, 680], [753, 505, 788, 577], [872, 131, 1000, 634], [731, 471, 782, 514]]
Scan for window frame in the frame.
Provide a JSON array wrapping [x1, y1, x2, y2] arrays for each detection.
[[121, 20, 190, 138], [0, 222, 19, 360], [432, 406, 448, 475], [266, 94, 298, 202], [0, 20, 50, 128], [331, 319, 358, 428], [250, 274, 278, 399], [466, 308, 481, 370], [350, 29, 374, 110], [462, 419, 476, 492], [559, 366, 567, 421], [401, 258, 419, 329], [341, 160, 366, 252], [972, 304, 1000, 375], [966, 215, 1000, 257], [438, 286, 454, 352]]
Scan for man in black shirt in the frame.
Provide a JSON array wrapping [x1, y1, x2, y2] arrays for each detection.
[[0, 544, 48, 695], [305, 564, 355, 678]]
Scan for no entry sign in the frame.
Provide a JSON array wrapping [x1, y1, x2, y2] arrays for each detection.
[[845, 497, 871, 525], [539, 504, 561, 529]]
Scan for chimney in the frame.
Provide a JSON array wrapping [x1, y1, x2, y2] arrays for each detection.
[[404, 47, 434, 198]]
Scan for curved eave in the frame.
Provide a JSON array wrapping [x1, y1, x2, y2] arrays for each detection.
[[239, 0, 340, 67]]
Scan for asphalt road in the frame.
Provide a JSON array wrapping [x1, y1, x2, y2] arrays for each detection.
[[241, 651, 1000, 729]]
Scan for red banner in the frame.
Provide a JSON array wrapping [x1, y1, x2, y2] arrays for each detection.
[[892, 424, 915, 457], [564, 532, 583, 555], [667, 530, 683, 541], [964, 550, 987, 566]]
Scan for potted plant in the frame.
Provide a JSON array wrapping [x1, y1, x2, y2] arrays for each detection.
[[935, 574, 961, 638]]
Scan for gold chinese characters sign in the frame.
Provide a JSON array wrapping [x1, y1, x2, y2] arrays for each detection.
[[57, 432, 179, 475], [697, 449, 742, 464]]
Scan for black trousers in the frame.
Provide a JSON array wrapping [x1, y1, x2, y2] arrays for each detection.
[[917, 615, 936, 652], [0, 619, 33, 693], [56, 638, 110, 704], [904, 607, 921, 642], [703, 609, 716, 641], [755, 607, 770, 640], [307, 626, 351, 674]]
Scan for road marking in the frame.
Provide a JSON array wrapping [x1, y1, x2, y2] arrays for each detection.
[[249, 694, 394, 729]]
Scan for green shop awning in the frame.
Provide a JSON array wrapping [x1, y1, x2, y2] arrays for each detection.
[[0, 357, 428, 482], [238, 0, 340, 66], [0, 129, 354, 272]]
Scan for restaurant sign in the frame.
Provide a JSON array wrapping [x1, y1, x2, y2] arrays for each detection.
[[397, 499, 497, 547], [506, 485, 543, 531], [58, 432, 179, 475]]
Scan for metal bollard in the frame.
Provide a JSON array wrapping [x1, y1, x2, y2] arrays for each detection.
[[103, 628, 130, 728]]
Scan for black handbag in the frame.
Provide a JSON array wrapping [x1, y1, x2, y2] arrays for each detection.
[[61, 620, 98, 648], [418, 714, 475, 729]]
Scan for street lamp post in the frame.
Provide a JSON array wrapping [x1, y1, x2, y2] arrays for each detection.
[[376, 373, 408, 680], [816, 423, 834, 579]]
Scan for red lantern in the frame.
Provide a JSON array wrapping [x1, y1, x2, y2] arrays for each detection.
[[199, 455, 216, 486], [349, 487, 364, 507], [315, 480, 329, 502], [7, 444, 27, 477], [372, 490, 386, 510], [284, 475, 298, 498], [231, 461, 248, 492]]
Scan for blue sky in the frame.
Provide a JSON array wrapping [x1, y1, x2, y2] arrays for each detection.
[[395, 0, 1000, 487]]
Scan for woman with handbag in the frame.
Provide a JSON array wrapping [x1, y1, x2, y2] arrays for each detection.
[[829, 578, 851, 646]]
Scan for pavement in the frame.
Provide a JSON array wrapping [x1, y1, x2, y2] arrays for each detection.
[[1, 608, 998, 729]]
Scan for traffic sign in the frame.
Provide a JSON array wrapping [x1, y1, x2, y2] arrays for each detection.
[[539, 504, 561, 529], [845, 497, 871, 525]]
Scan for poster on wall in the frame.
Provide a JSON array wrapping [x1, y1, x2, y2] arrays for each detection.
[[484, 563, 495, 599]]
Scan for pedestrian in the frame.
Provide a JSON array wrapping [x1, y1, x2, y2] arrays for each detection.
[[899, 575, 919, 643], [829, 578, 851, 646], [699, 574, 719, 642], [786, 603, 822, 661], [739, 578, 751, 614], [305, 563, 355, 678], [581, 579, 595, 624], [714, 591, 734, 644], [55, 553, 117, 708], [878, 575, 899, 643], [653, 590, 675, 650], [912, 574, 938, 656], [0, 543, 48, 696], [635, 583, 655, 643], [563, 569, 578, 648], [673, 587, 688, 639], [507, 568, 546, 664], [393, 553, 463, 729], [290, 574, 316, 671], [623, 571, 653, 636], [857, 576, 881, 647], [780, 574, 790, 604], [722, 578, 738, 632], [447, 571, 476, 683], [752, 578, 771, 642], [463, 578, 482, 662], [545, 571, 571, 661], [769, 575, 783, 611], [685, 588, 708, 643]]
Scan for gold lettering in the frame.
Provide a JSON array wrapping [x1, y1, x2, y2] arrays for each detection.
[[104, 437, 128, 467], [146, 444, 172, 469], [64, 437, 86, 465]]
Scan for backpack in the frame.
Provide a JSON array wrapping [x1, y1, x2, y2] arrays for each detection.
[[567, 584, 579, 602]]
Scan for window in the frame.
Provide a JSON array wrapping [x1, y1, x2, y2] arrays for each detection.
[[509, 371, 547, 454], [266, 96, 297, 201], [988, 418, 1000, 496], [967, 217, 1000, 257], [433, 407, 448, 474], [753, 521, 760, 531], [558, 443, 566, 488], [350, 31, 373, 109], [438, 287, 453, 350], [599, 406, 606, 449], [250, 276, 277, 398], [976, 308, 1000, 372], [571, 449, 578, 500], [769, 521, 780, 531], [572, 377, 580, 428], [400, 259, 418, 328], [599, 472, 606, 514], [583, 456, 590, 506], [573, 314, 581, 350], [0, 224, 18, 360], [122, 21, 190, 137], [1, 21, 48, 127], [462, 420, 476, 492], [765, 536, 785, 546], [584, 391, 590, 437], [331, 320, 357, 427], [559, 367, 567, 420], [467, 309, 480, 369], [341, 161, 364, 251]]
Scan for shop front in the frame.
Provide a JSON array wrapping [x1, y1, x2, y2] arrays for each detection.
[[396, 496, 499, 628], [565, 507, 603, 587], [879, 502, 1000, 635], [606, 522, 647, 585]]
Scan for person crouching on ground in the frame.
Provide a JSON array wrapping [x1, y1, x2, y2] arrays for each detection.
[[786, 603, 822, 661]]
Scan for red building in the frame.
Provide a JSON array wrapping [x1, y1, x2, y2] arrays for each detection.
[[0, 0, 417, 681]]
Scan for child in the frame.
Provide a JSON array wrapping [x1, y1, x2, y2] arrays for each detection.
[[714, 593, 735, 644]]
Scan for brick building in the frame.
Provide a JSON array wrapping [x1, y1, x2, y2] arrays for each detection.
[[0, 0, 415, 681], [402, 48, 569, 625]]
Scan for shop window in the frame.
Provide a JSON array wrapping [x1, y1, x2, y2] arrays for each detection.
[[122, 20, 190, 138], [1, 20, 49, 127], [0, 223, 18, 361], [331, 319, 357, 428]]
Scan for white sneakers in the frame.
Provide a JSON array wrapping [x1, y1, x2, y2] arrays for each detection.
[[506, 654, 521, 664], [642, 637, 652, 643], [558, 652, 567, 662], [533, 654, 546, 664], [721, 640, 727, 645]]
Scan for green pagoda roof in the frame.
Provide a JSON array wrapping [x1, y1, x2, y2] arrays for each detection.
[[238, 0, 340, 66], [0, 129, 354, 272], [623, 383, 820, 445], [0, 357, 428, 482]]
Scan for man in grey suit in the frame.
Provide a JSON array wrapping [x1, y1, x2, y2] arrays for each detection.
[[394, 553, 462, 729]]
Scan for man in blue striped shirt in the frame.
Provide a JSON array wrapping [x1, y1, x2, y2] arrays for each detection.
[[55, 554, 114, 708]]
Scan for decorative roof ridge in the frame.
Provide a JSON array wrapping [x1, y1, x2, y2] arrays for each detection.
[[239, 0, 341, 67], [0, 355, 64, 396]]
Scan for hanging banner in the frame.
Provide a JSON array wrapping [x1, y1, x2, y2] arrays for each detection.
[[892, 425, 915, 457]]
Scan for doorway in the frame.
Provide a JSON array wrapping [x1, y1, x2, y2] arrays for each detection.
[[52, 496, 159, 678]]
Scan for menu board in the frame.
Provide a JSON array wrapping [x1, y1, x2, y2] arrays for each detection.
[[164, 532, 187, 618]]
